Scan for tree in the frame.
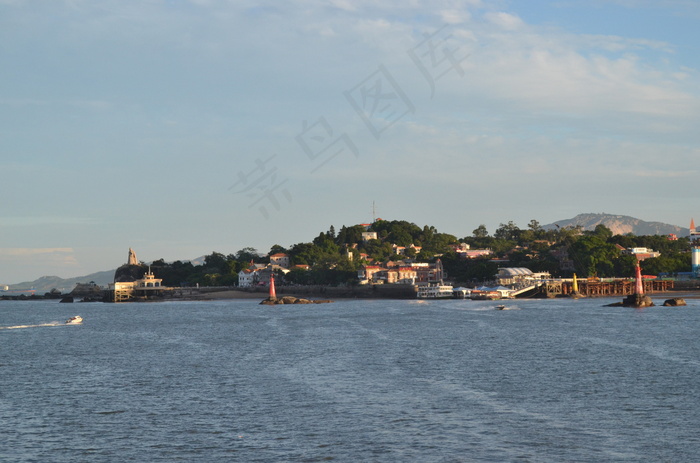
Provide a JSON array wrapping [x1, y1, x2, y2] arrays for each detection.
[[235, 247, 259, 263], [494, 221, 521, 241], [568, 234, 620, 277], [472, 224, 489, 238], [335, 225, 366, 245], [204, 252, 227, 271], [591, 224, 614, 240], [269, 244, 288, 256], [528, 219, 542, 233]]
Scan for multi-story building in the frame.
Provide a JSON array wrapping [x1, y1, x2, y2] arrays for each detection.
[[269, 253, 290, 268]]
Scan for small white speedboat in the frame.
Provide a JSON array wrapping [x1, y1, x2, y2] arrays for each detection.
[[65, 316, 83, 324]]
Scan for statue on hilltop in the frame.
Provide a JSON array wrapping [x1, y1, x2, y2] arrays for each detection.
[[115, 248, 146, 283], [128, 248, 138, 266]]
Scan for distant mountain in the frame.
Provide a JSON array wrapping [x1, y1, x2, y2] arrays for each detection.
[[8, 270, 116, 294], [8, 255, 207, 294], [543, 213, 685, 236]]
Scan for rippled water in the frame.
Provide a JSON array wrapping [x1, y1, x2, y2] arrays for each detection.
[[2, 297, 699, 462]]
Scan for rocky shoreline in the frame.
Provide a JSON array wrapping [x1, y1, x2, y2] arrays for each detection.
[[259, 296, 333, 305]]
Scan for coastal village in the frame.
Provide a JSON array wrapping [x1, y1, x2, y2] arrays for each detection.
[[4, 216, 699, 304], [29, 217, 690, 304]]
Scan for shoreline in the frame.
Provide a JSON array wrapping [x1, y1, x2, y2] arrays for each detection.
[[193, 288, 700, 301], [4, 287, 700, 302]]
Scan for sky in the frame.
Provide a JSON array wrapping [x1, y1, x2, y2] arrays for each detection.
[[1, 0, 699, 284]]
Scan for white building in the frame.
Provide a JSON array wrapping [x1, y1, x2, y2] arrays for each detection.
[[269, 253, 290, 268], [361, 231, 378, 242], [238, 269, 256, 287]]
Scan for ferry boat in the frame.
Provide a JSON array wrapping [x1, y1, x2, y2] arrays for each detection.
[[416, 284, 454, 299]]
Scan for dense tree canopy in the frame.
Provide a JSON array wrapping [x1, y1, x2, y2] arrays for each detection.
[[144, 218, 693, 287]]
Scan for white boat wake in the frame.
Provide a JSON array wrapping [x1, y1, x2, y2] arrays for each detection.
[[0, 317, 83, 330], [0, 322, 63, 330]]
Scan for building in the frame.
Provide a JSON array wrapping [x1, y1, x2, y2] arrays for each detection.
[[108, 268, 165, 302], [269, 253, 290, 268], [495, 267, 551, 286], [238, 263, 291, 287], [392, 244, 422, 256], [358, 259, 446, 285], [361, 231, 378, 242], [457, 249, 493, 259], [238, 269, 256, 288], [620, 246, 661, 261], [690, 218, 700, 241]]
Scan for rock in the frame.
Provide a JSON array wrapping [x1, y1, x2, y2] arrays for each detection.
[[605, 301, 623, 307], [621, 294, 654, 308], [114, 264, 147, 283], [662, 298, 687, 307], [259, 296, 333, 305]]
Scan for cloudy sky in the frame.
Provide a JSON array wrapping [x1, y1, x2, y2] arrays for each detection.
[[1, 0, 699, 283]]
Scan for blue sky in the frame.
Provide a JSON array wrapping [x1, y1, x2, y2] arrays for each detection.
[[1, 0, 699, 284]]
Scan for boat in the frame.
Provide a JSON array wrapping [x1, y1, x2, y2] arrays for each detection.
[[470, 290, 501, 300], [496, 304, 507, 310], [65, 316, 83, 324], [470, 285, 514, 300], [452, 287, 473, 299], [416, 284, 454, 299]]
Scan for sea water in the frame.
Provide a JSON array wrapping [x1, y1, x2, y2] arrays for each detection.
[[1, 297, 699, 462]]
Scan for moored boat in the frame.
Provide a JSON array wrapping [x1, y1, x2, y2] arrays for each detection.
[[452, 287, 472, 299], [416, 284, 454, 299]]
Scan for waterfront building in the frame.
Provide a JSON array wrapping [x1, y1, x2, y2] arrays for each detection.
[[108, 268, 164, 302], [496, 267, 551, 286], [238, 263, 290, 287], [357, 259, 446, 285]]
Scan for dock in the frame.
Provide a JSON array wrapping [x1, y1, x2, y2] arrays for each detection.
[[538, 279, 674, 298]]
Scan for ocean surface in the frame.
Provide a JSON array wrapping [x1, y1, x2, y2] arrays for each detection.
[[2, 296, 699, 462]]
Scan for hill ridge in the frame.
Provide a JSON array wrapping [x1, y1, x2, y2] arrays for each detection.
[[542, 213, 685, 236]]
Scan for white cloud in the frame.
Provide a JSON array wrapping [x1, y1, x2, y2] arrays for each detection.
[[439, 9, 471, 24], [1, 217, 99, 227], [329, 0, 357, 12], [484, 11, 524, 30], [453, 19, 698, 125], [0, 248, 74, 257], [632, 170, 694, 178], [2, 0, 699, 282]]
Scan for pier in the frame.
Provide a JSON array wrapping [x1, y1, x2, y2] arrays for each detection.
[[548, 279, 674, 298]]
